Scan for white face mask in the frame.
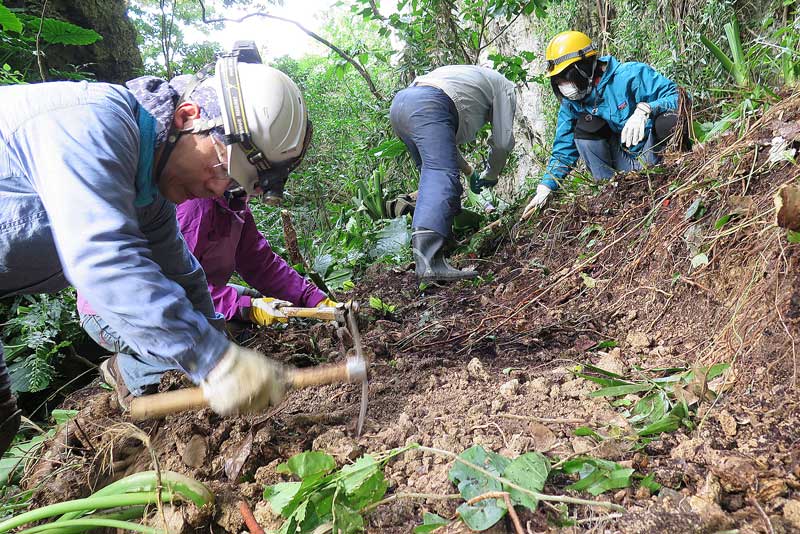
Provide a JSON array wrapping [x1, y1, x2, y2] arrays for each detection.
[[558, 81, 589, 101]]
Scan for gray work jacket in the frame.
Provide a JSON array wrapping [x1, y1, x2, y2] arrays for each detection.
[[414, 65, 516, 180], [0, 80, 228, 383]]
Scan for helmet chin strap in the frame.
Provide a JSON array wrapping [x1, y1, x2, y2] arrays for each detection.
[[573, 55, 598, 87]]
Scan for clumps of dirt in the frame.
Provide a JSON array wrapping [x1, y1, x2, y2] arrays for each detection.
[[21, 95, 800, 533]]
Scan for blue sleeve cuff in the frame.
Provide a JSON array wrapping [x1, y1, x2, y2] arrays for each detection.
[[541, 177, 559, 191]]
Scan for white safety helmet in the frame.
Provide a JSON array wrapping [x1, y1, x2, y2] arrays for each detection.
[[213, 62, 310, 197]]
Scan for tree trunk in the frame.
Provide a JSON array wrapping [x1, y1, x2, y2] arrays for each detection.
[[9, 0, 143, 83]]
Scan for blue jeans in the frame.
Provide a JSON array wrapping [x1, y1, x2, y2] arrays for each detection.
[[575, 132, 661, 180], [80, 314, 174, 396], [390, 86, 462, 238]]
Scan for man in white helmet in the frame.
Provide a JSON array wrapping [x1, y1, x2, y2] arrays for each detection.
[[0, 44, 309, 456]]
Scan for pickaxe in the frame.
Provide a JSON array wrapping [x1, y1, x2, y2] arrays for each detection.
[[128, 302, 369, 436]]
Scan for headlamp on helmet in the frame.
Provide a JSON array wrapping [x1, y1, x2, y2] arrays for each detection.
[[215, 41, 312, 203]]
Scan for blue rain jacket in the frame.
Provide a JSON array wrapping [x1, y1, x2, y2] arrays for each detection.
[[542, 55, 678, 190], [0, 81, 228, 383]]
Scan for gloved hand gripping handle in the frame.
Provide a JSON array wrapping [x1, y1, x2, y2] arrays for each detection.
[[129, 357, 366, 420]]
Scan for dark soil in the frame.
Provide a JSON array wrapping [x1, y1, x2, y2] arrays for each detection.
[[22, 96, 800, 533]]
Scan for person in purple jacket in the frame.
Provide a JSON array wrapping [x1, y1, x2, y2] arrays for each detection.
[[176, 192, 335, 328], [77, 191, 335, 395]]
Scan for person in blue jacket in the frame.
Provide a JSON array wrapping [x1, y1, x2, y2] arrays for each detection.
[[521, 31, 684, 219], [0, 47, 311, 457]]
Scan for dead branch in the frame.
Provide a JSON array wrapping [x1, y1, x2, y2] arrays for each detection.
[[196, 0, 384, 101]]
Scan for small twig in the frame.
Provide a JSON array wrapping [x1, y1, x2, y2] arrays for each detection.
[[572, 512, 624, 524], [280, 209, 330, 295], [466, 492, 523, 534], [239, 500, 265, 534], [35, 0, 48, 81], [749, 494, 774, 534], [498, 414, 585, 425]]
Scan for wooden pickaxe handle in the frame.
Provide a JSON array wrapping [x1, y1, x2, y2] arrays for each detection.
[[281, 306, 338, 322], [129, 357, 366, 421]]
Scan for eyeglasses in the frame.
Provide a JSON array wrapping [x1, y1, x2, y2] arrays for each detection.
[[210, 136, 233, 182]]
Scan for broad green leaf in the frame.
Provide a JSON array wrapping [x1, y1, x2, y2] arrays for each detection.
[[332, 502, 364, 533], [346, 469, 387, 509], [684, 198, 704, 220], [580, 363, 628, 379], [52, 409, 78, 425], [339, 454, 381, 495], [277, 451, 336, 479], [574, 427, 604, 440], [589, 383, 652, 398], [413, 512, 449, 534], [38, 18, 101, 46], [639, 473, 661, 493], [714, 214, 732, 229], [0, 3, 22, 33], [637, 415, 681, 436], [706, 362, 731, 381], [584, 468, 634, 495], [502, 452, 549, 511], [787, 230, 800, 243], [263, 481, 302, 516], [560, 457, 620, 475], [448, 445, 510, 500], [456, 498, 506, 531]]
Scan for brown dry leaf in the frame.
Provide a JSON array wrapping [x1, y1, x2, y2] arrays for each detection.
[[224, 431, 254, 481], [728, 195, 756, 217], [527, 422, 556, 452], [757, 478, 788, 502], [180, 434, 208, 468], [715, 411, 737, 438], [774, 119, 800, 141], [705, 449, 759, 492], [774, 184, 800, 230]]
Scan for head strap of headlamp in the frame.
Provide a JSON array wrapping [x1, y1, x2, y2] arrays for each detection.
[[216, 43, 273, 174], [155, 41, 270, 182]]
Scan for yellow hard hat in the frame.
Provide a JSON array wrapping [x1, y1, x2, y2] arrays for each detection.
[[545, 31, 597, 78]]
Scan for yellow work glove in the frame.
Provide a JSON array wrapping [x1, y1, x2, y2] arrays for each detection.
[[201, 343, 286, 415], [316, 297, 339, 308], [249, 297, 292, 326]]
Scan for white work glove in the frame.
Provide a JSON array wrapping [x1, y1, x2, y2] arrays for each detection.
[[521, 184, 553, 221], [621, 102, 651, 147], [201, 343, 287, 416], [249, 297, 293, 326]]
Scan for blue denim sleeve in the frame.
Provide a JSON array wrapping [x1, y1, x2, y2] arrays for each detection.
[[136, 198, 222, 326], [542, 102, 579, 191], [15, 86, 228, 383]]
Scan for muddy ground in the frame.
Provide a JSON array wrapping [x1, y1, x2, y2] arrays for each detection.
[[20, 97, 800, 533]]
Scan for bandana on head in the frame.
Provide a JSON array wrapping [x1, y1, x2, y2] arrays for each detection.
[[125, 74, 222, 147]]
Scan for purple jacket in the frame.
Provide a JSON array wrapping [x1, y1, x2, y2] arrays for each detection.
[[176, 196, 325, 320], [79, 196, 325, 320]]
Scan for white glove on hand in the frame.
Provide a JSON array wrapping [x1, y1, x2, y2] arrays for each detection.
[[521, 184, 553, 221], [621, 102, 651, 147], [201, 343, 287, 416]]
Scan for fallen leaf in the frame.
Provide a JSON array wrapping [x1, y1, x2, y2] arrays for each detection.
[[224, 432, 254, 481]]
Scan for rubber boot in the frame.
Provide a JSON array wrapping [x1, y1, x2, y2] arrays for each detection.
[[411, 228, 477, 282], [0, 359, 21, 458]]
